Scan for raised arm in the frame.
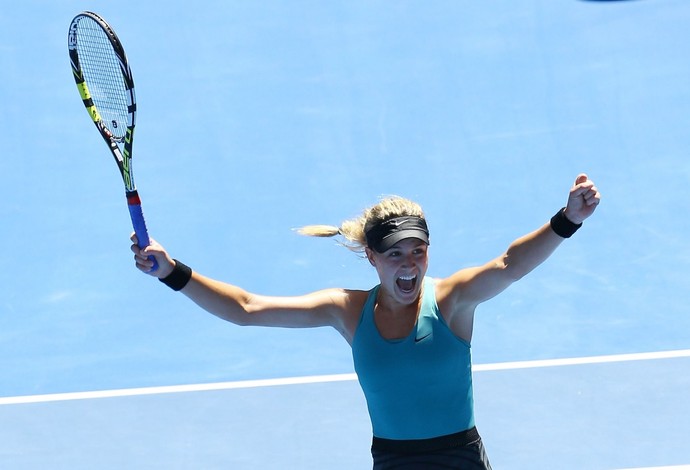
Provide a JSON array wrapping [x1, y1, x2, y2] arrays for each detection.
[[437, 174, 600, 339], [131, 238, 360, 341]]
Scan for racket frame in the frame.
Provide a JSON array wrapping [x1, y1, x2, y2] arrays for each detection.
[[68, 11, 157, 271]]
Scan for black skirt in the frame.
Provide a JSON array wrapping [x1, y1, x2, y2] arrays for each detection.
[[371, 427, 492, 470]]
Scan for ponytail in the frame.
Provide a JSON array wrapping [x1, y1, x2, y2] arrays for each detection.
[[297, 220, 367, 253], [296, 225, 341, 238], [297, 196, 424, 254]]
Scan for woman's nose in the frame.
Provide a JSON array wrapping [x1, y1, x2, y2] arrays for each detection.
[[402, 252, 414, 266]]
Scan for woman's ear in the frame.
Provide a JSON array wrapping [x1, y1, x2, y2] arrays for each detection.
[[365, 247, 376, 267]]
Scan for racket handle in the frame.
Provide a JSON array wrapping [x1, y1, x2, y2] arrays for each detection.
[[126, 191, 159, 272]]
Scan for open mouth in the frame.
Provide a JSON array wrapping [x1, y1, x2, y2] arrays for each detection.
[[396, 274, 418, 293]]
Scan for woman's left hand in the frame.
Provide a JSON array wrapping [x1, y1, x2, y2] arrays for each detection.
[[564, 173, 601, 224]]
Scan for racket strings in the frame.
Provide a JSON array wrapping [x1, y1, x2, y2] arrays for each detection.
[[75, 17, 130, 141]]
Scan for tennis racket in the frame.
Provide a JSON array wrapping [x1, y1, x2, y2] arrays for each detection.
[[68, 11, 158, 271]]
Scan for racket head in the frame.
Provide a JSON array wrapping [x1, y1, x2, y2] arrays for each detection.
[[68, 11, 136, 143]]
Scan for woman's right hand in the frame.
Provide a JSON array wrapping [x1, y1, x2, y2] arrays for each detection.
[[130, 233, 175, 279]]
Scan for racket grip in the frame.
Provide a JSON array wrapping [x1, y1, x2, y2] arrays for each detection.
[[127, 191, 159, 272]]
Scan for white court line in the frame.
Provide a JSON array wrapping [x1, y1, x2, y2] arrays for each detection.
[[0, 373, 358, 406], [473, 348, 690, 372], [1, 348, 689, 406]]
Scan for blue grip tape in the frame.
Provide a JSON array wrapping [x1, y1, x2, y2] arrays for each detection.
[[127, 199, 159, 272]]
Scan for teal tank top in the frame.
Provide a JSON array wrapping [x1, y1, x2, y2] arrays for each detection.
[[352, 277, 475, 440]]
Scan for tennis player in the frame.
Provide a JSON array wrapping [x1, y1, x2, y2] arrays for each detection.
[[132, 173, 600, 469]]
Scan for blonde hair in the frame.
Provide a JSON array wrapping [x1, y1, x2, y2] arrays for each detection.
[[297, 196, 425, 253]]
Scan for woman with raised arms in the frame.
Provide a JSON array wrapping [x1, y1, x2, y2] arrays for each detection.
[[132, 173, 600, 469]]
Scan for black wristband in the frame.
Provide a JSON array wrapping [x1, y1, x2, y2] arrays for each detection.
[[550, 207, 582, 238], [159, 259, 192, 291]]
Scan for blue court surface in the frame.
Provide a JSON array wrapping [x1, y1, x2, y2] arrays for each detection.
[[1, 1, 689, 468]]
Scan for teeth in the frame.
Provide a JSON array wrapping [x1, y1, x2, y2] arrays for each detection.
[[398, 274, 416, 281]]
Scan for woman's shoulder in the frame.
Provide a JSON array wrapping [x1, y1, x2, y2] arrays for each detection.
[[310, 286, 372, 317], [430, 266, 484, 299], [342, 287, 375, 310]]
